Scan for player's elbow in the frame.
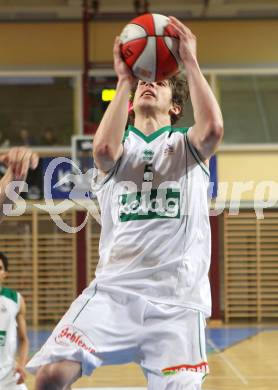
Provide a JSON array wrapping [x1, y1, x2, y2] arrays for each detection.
[[93, 142, 120, 172], [93, 142, 115, 162], [204, 121, 224, 143]]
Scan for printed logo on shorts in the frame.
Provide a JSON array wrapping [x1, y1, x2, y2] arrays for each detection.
[[55, 325, 95, 354], [162, 362, 209, 376]]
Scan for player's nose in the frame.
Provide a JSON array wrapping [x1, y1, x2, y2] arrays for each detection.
[[144, 81, 155, 87]]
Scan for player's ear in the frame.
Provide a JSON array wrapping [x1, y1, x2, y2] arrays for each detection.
[[169, 102, 181, 117]]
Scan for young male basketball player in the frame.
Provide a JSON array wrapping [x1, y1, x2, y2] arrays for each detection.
[[0, 147, 38, 390], [0, 252, 29, 390], [27, 17, 223, 390]]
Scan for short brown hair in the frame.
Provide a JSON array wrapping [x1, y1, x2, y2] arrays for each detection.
[[128, 72, 189, 125]]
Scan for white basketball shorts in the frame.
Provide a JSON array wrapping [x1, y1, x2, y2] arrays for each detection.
[[27, 285, 209, 389]]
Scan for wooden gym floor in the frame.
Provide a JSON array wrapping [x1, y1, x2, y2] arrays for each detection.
[[24, 325, 278, 390]]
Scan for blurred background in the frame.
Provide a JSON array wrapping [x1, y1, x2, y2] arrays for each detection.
[[1, 1, 278, 389]]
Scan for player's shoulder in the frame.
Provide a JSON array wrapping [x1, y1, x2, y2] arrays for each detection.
[[0, 286, 19, 303]]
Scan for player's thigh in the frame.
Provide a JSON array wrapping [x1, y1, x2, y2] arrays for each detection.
[[35, 360, 81, 388], [147, 370, 204, 390], [140, 304, 208, 376]]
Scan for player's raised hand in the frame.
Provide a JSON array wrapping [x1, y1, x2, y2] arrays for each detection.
[[168, 16, 197, 64], [0, 147, 39, 180], [113, 36, 135, 85]]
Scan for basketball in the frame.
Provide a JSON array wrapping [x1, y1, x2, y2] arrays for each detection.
[[120, 13, 181, 82]]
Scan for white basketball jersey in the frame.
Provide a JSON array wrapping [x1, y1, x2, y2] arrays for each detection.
[[0, 287, 20, 380], [92, 125, 212, 317]]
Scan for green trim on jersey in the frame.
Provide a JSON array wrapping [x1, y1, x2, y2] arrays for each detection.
[[126, 125, 189, 143], [123, 128, 130, 142], [198, 312, 203, 360], [0, 287, 18, 304], [171, 127, 190, 134], [128, 125, 172, 143]]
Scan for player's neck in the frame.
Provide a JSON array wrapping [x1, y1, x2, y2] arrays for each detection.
[[134, 115, 171, 135]]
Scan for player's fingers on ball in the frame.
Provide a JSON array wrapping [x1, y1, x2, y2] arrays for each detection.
[[168, 16, 186, 30], [169, 16, 189, 29], [169, 22, 187, 40], [168, 18, 186, 36], [169, 16, 193, 36]]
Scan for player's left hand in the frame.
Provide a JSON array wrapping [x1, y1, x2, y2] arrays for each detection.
[[14, 364, 26, 384], [0, 147, 39, 180], [168, 16, 197, 64]]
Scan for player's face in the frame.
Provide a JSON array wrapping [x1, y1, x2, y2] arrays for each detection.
[[133, 79, 174, 116], [0, 260, 7, 284]]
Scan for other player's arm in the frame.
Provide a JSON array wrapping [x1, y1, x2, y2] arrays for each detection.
[[93, 37, 135, 173], [15, 296, 29, 384], [169, 16, 223, 161], [0, 147, 39, 222]]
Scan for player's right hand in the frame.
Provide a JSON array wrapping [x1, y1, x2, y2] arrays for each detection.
[[113, 36, 135, 85], [0, 147, 39, 180]]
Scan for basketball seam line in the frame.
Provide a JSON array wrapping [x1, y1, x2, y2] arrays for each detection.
[[158, 37, 180, 78], [123, 35, 179, 42]]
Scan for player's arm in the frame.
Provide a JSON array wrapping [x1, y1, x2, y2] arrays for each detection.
[[0, 147, 39, 222], [169, 17, 223, 161], [93, 37, 135, 173], [15, 296, 29, 384]]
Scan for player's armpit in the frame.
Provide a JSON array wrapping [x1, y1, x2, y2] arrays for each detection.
[[187, 123, 223, 161], [92, 155, 122, 193], [93, 143, 123, 173]]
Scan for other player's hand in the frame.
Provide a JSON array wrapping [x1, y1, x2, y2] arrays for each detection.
[[0, 147, 39, 180], [14, 364, 26, 384], [113, 36, 135, 85], [168, 16, 197, 64]]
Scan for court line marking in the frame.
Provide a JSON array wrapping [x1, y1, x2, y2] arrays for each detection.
[[207, 337, 248, 385]]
